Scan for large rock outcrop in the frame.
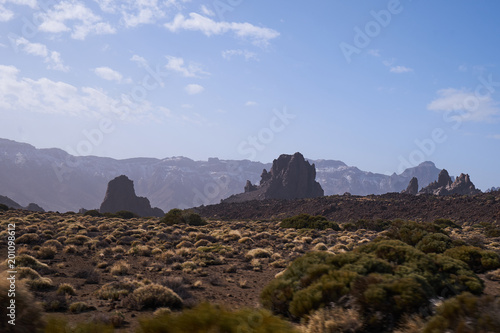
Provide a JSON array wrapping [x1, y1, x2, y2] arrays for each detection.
[[418, 170, 481, 196], [223, 152, 324, 203], [99, 175, 164, 217], [401, 177, 418, 195]]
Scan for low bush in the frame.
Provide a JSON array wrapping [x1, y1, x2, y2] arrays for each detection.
[[444, 246, 500, 273], [261, 239, 483, 331], [69, 302, 96, 313], [161, 209, 206, 226], [0, 272, 44, 333], [416, 233, 453, 254], [57, 283, 76, 296], [301, 307, 362, 333], [16, 233, 40, 244], [128, 283, 183, 311], [43, 317, 114, 333], [385, 220, 446, 246], [280, 214, 340, 231], [96, 279, 143, 301], [137, 302, 298, 333], [343, 219, 392, 232], [423, 292, 500, 333], [83, 209, 102, 217]]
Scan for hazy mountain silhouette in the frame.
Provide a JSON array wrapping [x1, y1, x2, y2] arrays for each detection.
[[0, 138, 442, 212]]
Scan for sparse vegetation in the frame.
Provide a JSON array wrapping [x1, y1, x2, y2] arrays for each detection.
[[1, 207, 499, 332], [280, 214, 340, 230]]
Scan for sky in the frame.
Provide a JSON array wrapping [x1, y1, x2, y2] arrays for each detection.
[[0, 0, 499, 190]]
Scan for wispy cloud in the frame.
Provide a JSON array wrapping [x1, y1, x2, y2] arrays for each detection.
[[94, 66, 130, 83], [185, 83, 204, 95], [14, 37, 69, 71], [458, 64, 467, 72], [0, 0, 37, 22], [165, 56, 209, 77], [222, 49, 258, 61], [0, 64, 152, 118], [37, 1, 115, 40], [390, 65, 413, 73], [368, 49, 380, 57], [245, 101, 257, 107], [164, 13, 280, 46], [200, 4, 215, 17], [490, 134, 500, 139], [428, 88, 500, 122]]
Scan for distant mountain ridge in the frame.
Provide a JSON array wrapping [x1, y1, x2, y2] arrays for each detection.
[[1, 138, 444, 212]]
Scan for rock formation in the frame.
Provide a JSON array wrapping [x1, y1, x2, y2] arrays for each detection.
[[418, 170, 481, 196], [223, 152, 324, 203], [0, 195, 45, 212], [99, 175, 164, 217], [401, 177, 418, 195]]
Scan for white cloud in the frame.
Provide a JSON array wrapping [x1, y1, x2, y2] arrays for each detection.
[[222, 49, 258, 61], [2, 0, 37, 7], [245, 101, 257, 107], [427, 88, 500, 122], [368, 49, 380, 57], [14, 37, 69, 71], [0, 65, 152, 118], [164, 13, 280, 46], [130, 54, 148, 67], [184, 83, 204, 95], [490, 134, 500, 140], [200, 4, 214, 17], [38, 1, 116, 40], [94, 66, 123, 82], [0, 0, 37, 22], [165, 56, 209, 77], [181, 104, 193, 108], [458, 64, 467, 72], [390, 66, 413, 73]]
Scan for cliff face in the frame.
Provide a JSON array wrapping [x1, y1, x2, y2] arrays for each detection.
[[223, 152, 324, 203], [401, 177, 418, 195], [99, 175, 164, 217]]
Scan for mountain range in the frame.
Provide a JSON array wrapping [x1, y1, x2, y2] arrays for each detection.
[[0, 138, 446, 212]]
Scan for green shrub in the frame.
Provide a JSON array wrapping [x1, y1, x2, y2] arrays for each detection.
[[83, 209, 102, 217], [343, 219, 392, 232], [43, 317, 114, 333], [423, 292, 500, 333], [0, 272, 44, 333], [261, 239, 484, 331], [416, 233, 453, 254], [115, 210, 139, 219], [385, 220, 446, 246], [433, 218, 461, 229], [161, 209, 206, 226], [280, 214, 340, 231], [128, 283, 183, 311], [444, 246, 500, 273], [137, 302, 298, 333]]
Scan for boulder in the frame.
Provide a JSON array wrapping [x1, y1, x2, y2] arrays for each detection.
[[223, 152, 324, 203], [99, 175, 164, 217]]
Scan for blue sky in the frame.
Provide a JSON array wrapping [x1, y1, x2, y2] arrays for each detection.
[[0, 0, 499, 190]]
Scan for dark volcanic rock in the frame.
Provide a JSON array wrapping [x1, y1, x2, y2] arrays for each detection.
[[401, 177, 418, 195], [99, 175, 164, 217], [419, 170, 481, 196], [223, 152, 324, 203]]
